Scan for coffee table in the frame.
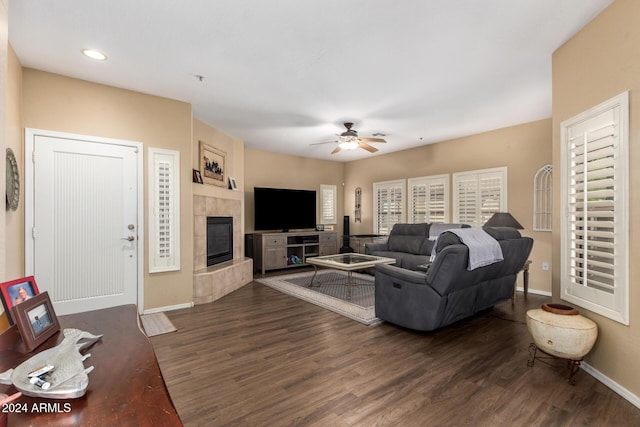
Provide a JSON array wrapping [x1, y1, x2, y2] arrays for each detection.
[[306, 253, 396, 299]]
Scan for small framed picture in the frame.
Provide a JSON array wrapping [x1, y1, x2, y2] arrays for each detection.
[[11, 291, 60, 352], [0, 276, 40, 325], [228, 176, 238, 191], [192, 169, 203, 184]]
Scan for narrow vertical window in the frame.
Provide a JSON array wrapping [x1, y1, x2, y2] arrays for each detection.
[[373, 180, 405, 235], [408, 174, 449, 223], [561, 91, 628, 324], [149, 148, 181, 272], [320, 184, 337, 224]]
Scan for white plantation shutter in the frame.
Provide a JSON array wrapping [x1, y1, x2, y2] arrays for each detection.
[[320, 184, 337, 224], [408, 175, 449, 223], [453, 167, 507, 228], [149, 148, 181, 273], [373, 180, 405, 235], [561, 91, 628, 324]]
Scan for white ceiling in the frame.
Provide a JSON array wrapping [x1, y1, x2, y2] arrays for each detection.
[[9, 0, 612, 162]]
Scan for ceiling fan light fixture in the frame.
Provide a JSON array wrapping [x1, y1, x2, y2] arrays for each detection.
[[338, 135, 359, 150], [338, 140, 359, 150]]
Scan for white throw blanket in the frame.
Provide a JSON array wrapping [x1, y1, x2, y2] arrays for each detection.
[[431, 228, 503, 270]]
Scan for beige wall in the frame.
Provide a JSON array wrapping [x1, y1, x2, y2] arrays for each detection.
[[0, 0, 7, 330], [6, 45, 23, 282], [21, 69, 194, 311], [244, 149, 346, 234], [344, 119, 553, 294], [552, 0, 640, 397]]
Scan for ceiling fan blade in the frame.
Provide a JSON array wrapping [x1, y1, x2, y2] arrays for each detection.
[[310, 141, 338, 146], [359, 142, 378, 153], [331, 146, 342, 154], [359, 137, 386, 143]]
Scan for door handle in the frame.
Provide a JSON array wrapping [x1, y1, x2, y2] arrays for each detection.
[[121, 236, 135, 241]]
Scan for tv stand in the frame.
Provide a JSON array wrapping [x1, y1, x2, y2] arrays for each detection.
[[253, 231, 338, 275]]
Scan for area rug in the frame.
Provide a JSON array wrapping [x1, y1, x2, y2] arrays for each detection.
[[256, 270, 381, 325], [140, 312, 177, 337]]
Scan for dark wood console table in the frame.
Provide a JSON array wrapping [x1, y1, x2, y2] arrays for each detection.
[[0, 305, 182, 426]]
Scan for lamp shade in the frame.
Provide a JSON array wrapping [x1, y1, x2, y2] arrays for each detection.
[[483, 212, 524, 229]]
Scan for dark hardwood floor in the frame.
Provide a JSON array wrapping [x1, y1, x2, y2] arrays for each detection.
[[151, 274, 640, 426]]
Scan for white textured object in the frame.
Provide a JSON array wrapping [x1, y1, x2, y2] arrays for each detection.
[[526, 306, 598, 360]]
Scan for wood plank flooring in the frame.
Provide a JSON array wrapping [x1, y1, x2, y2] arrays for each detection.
[[150, 276, 640, 426]]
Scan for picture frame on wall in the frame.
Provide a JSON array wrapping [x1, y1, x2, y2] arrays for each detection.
[[11, 291, 60, 352], [199, 141, 226, 187], [0, 276, 40, 325]]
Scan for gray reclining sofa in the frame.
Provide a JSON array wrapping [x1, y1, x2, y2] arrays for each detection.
[[364, 223, 469, 270], [373, 226, 533, 331]]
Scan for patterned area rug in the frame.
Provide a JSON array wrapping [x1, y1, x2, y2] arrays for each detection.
[[140, 312, 177, 337], [256, 270, 380, 325]]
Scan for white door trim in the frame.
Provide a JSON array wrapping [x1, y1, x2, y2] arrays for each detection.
[[24, 128, 145, 314]]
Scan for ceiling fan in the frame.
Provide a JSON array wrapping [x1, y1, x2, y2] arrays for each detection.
[[311, 122, 386, 154]]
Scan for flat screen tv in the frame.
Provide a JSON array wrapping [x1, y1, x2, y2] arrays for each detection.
[[254, 187, 316, 231]]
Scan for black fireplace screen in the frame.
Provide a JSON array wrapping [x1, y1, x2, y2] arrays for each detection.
[[207, 216, 233, 266]]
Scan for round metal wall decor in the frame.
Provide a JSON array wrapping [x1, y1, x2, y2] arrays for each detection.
[[6, 147, 20, 211]]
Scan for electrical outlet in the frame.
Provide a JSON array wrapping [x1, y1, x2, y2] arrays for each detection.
[[542, 262, 549, 271]]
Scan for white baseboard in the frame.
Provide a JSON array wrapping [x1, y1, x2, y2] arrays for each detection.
[[581, 362, 640, 410], [516, 287, 552, 297], [143, 302, 194, 315]]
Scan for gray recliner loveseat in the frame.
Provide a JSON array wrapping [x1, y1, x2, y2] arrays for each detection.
[[373, 226, 533, 331]]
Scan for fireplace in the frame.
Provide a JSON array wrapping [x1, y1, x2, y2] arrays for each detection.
[[207, 216, 233, 266]]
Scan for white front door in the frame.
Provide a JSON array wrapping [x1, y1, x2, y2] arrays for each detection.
[[25, 129, 142, 315]]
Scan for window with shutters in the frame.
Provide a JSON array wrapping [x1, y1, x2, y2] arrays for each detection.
[[561, 91, 629, 325], [148, 148, 181, 273], [373, 180, 405, 235], [533, 164, 553, 231], [452, 167, 507, 228], [319, 184, 337, 224], [407, 174, 449, 223]]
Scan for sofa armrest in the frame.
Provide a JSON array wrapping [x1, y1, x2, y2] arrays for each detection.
[[365, 242, 389, 254], [374, 263, 426, 285]]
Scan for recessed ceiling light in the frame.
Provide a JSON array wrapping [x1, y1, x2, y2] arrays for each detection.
[[81, 49, 107, 61]]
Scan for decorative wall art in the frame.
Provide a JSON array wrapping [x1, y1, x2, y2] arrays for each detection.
[[354, 187, 362, 222], [199, 141, 226, 187]]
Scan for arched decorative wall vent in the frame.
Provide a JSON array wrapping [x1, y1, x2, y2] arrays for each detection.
[[533, 164, 552, 231]]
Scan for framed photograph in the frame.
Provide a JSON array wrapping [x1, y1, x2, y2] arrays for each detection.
[[11, 291, 60, 352], [192, 169, 203, 184], [0, 276, 40, 325], [199, 141, 226, 187], [228, 176, 238, 191]]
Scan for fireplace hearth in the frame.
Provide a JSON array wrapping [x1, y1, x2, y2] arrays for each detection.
[[207, 216, 233, 266]]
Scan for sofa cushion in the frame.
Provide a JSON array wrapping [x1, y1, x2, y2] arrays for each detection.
[[418, 238, 435, 255], [387, 223, 429, 254]]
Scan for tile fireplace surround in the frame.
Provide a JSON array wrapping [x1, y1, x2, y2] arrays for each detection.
[[193, 195, 253, 305]]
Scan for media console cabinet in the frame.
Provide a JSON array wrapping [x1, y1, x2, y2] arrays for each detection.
[[253, 231, 338, 274]]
